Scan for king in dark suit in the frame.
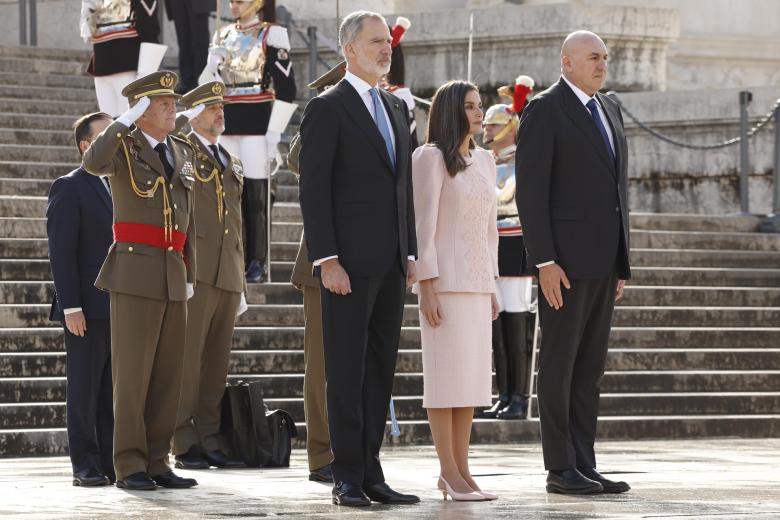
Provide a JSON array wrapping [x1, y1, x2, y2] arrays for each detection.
[[515, 31, 632, 495], [47, 112, 115, 487], [298, 11, 418, 508]]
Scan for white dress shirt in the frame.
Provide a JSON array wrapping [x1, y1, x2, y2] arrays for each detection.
[[141, 131, 174, 166], [314, 69, 412, 266], [192, 131, 228, 167], [535, 76, 616, 269]]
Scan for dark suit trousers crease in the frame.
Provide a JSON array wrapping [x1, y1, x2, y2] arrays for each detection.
[[321, 265, 405, 487], [537, 273, 618, 471], [168, 2, 210, 91], [65, 319, 114, 474]]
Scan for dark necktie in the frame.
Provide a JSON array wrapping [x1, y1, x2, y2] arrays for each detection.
[[154, 142, 174, 181], [585, 98, 616, 164], [209, 144, 225, 170]]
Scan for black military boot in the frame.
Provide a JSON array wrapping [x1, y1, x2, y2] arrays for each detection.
[[481, 313, 509, 418]]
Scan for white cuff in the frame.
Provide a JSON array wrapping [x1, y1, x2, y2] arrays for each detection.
[[407, 256, 415, 261], [186, 283, 195, 299], [536, 261, 556, 268], [313, 255, 338, 267], [63, 307, 83, 315], [236, 292, 248, 316]]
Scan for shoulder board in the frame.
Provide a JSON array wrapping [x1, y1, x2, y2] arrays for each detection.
[[266, 24, 291, 50], [169, 134, 192, 146]]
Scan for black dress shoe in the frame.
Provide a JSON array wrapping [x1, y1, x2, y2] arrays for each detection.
[[364, 482, 420, 504], [481, 397, 509, 418], [309, 463, 333, 483], [175, 446, 210, 470], [116, 472, 157, 491], [332, 481, 371, 507], [204, 450, 246, 468], [73, 468, 110, 487], [546, 469, 603, 495], [152, 471, 198, 489], [496, 395, 528, 420], [578, 467, 631, 494], [245, 260, 267, 283]]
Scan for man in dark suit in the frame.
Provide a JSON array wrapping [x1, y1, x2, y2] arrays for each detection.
[[165, 0, 215, 93], [298, 11, 418, 508], [47, 111, 115, 486], [515, 31, 631, 495]]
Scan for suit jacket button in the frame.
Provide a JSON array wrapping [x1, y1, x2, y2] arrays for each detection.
[[167, 246, 173, 251], [615, 206, 620, 212]]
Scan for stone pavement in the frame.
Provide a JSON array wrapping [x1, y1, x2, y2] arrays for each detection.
[[1, 439, 779, 519]]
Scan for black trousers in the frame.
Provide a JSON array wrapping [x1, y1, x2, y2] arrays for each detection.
[[242, 178, 270, 266], [537, 273, 618, 470], [320, 264, 406, 487], [64, 319, 114, 475], [168, 1, 210, 92]]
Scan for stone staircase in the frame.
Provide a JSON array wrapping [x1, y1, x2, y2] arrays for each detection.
[[1, 46, 779, 456]]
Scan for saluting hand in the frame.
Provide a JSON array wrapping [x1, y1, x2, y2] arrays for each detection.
[[321, 259, 351, 295], [539, 263, 571, 310]]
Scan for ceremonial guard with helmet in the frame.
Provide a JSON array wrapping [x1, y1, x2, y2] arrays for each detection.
[[481, 76, 537, 420], [82, 71, 199, 491], [382, 16, 419, 149], [80, 0, 164, 116], [200, 0, 297, 283], [171, 82, 248, 470]]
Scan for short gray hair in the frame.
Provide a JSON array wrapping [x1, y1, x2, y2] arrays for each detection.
[[338, 10, 387, 50]]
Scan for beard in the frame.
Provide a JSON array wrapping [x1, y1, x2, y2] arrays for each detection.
[[355, 51, 391, 78]]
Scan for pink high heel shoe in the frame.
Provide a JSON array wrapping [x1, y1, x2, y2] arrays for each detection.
[[437, 476, 488, 501]]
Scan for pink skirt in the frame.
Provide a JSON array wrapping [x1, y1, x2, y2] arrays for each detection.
[[420, 292, 493, 408]]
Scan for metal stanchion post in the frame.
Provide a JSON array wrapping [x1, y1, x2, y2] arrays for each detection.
[[307, 26, 317, 99], [739, 91, 752, 214], [29, 0, 37, 46], [774, 104, 780, 215], [19, 0, 27, 46]]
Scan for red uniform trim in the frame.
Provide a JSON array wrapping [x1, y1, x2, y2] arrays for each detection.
[[498, 225, 523, 236], [224, 92, 276, 103], [92, 28, 139, 44], [113, 222, 187, 252]]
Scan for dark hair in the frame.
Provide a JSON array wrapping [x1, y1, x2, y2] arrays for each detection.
[[425, 80, 478, 177], [72, 112, 112, 154], [260, 0, 276, 22], [387, 41, 405, 86]]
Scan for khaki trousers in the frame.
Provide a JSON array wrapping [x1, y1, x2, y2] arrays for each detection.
[[110, 292, 186, 479], [303, 284, 333, 471], [173, 282, 241, 454]]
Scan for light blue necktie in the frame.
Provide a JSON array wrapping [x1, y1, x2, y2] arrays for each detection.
[[368, 88, 396, 170]]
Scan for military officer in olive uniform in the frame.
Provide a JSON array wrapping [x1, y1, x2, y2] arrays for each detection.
[[82, 70, 199, 491], [171, 82, 247, 470], [288, 61, 346, 484]]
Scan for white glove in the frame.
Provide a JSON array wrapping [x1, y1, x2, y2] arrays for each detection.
[[116, 96, 151, 127], [236, 292, 248, 316], [176, 104, 205, 121], [265, 130, 281, 156], [186, 283, 195, 300]]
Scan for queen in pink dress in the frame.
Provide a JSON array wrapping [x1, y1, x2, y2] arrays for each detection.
[[412, 80, 499, 501]]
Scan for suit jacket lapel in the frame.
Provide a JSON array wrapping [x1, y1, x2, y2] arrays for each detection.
[[597, 92, 624, 179], [131, 127, 167, 178], [82, 169, 113, 215], [336, 80, 395, 174], [558, 79, 617, 179], [379, 88, 408, 178]]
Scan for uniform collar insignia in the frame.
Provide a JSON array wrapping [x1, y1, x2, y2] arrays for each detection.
[[232, 163, 244, 177]]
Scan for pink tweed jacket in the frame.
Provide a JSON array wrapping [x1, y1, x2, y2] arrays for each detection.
[[412, 144, 499, 295]]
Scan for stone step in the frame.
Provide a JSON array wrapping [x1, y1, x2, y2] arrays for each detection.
[[630, 248, 780, 269], [0, 178, 52, 197], [0, 144, 79, 164], [0, 129, 72, 147], [630, 267, 780, 287], [631, 230, 780, 252], [0, 57, 86, 77], [629, 213, 762, 233], [0, 113, 79, 132], [0, 161, 77, 180], [3, 414, 780, 457], [0, 98, 98, 117], [0, 71, 94, 90], [0, 46, 91, 61], [4, 324, 780, 354], [0, 218, 303, 243], [0, 85, 98, 103], [3, 391, 780, 429]]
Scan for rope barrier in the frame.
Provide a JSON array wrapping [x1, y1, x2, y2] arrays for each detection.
[[606, 91, 780, 150]]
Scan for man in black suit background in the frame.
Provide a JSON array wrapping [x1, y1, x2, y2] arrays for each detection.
[[298, 10, 418, 508], [165, 0, 215, 92], [47, 112, 115, 486], [515, 30, 631, 495]]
